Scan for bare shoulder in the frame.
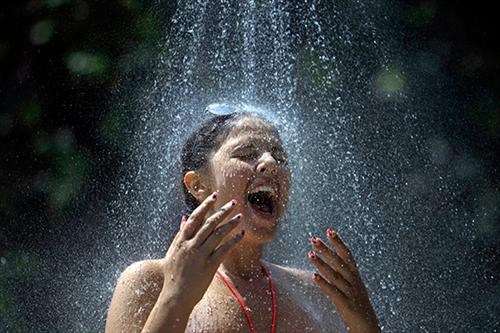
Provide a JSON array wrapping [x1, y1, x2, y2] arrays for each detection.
[[121, 259, 164, 287], [105, 259, 164, 333], [266, 262, 347, 333]]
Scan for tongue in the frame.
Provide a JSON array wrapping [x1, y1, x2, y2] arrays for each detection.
[[252, 201, 271, 213], [248, 192, 273, 214]]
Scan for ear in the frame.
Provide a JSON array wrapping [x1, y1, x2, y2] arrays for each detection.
[[183, 171, 211, 202]]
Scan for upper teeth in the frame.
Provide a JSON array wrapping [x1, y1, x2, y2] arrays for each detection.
[[249, 185, 276, 196]]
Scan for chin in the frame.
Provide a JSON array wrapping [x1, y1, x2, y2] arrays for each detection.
[[244, 225, 279, 244], [242, 204, 283, 244]]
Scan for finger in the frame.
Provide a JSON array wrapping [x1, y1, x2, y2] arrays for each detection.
[[308, 251, 351, 294], [210, 229, 245, 263], [327, 228, 357, 267], [312, 272, 350, 310], [192, 199, 237, 246], [311, 237, 355, 283], [170, 215, 187, 247], [200, 213, 243, 251], [181, 191, 218, 239]]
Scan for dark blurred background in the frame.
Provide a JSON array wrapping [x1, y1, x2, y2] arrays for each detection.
[[0, 0, 498, 331]]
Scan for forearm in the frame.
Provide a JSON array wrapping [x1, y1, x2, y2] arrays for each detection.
[[141, 287, 195, 333]]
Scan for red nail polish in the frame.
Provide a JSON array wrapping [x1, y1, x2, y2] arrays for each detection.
[[181, 216, 186, 224], [212, 191, 219, 199], [308, 250, 316, 259], [312, 273, 320, 281], [231, 199, 237, 206], [310, 237, 317, 245]]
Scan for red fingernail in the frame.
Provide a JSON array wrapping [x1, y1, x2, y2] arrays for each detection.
[[308, 250, 316, 259], [312, 273, 320, 281], [181, 216, 186, 224], [310, 237, 317, 245], [327, 228, 335, 237], [231, 199, 237, 206], [212, 191, 219, 199]]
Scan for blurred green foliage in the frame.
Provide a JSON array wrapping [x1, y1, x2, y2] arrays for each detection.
[[0, 250, 40, 332], [0, 2, 172, 329], [468, 98, 500, 138], [404, 1, 437, 27], [376, 65, 405, 96], [66, 50, 109, 77], [33, 138, 90, 212], [30, 20, 55, 45], [18, 99, 42, 128], [0, 0, 170, 220], [43, 0, 77, 8]]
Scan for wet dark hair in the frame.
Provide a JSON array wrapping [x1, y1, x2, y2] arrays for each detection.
[[180, 112, 280, 211]]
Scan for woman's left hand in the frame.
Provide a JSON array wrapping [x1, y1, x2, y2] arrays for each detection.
[[308, 229, 380, 333]]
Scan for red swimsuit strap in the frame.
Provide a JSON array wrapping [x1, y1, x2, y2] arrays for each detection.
[[216, 264, 277, 333], [261, 264, 277, 333]]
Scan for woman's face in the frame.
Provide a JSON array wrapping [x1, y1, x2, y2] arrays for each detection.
[[207, 117, 291, 242]]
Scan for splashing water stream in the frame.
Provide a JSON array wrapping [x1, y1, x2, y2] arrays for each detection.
[[10, 1, 498, 332]]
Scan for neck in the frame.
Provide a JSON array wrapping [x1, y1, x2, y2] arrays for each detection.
[[220, 240, 264, 281]]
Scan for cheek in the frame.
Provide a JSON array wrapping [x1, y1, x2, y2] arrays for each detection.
[[277, 164, 291, 182], [217, 162, 254, 191], [277, 169, 292, 196]]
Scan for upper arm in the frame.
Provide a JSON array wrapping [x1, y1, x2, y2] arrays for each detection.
[[105, 260, 164, 333]]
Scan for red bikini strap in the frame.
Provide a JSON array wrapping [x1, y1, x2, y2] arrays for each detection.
[[216, 264, 277, 333], [261, 265, 277, 333], [216, 270, 256, 333]]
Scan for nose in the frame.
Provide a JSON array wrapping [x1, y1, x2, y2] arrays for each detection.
[[256, 152, 278, 175]]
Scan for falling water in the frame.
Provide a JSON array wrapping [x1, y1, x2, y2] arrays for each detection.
[[11, 1, 498, 332]]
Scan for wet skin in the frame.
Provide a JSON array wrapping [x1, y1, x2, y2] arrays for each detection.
[[194, 116, 292, 246], [105, 117, 380, 333]]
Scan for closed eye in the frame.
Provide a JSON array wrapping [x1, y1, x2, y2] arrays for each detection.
[[232, 149, 258, 160], [232, 146, 288, 164]]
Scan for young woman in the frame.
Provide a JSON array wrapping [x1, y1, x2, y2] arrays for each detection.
[[105, 110, 380, 333]]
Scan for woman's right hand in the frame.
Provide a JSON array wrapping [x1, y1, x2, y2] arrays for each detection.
[[160, 191, 244, 308]]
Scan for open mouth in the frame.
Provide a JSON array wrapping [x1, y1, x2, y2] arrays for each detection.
[[246, 184, 278, 219]]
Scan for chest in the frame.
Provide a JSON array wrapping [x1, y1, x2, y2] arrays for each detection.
[[186, 279, 320, 333]]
